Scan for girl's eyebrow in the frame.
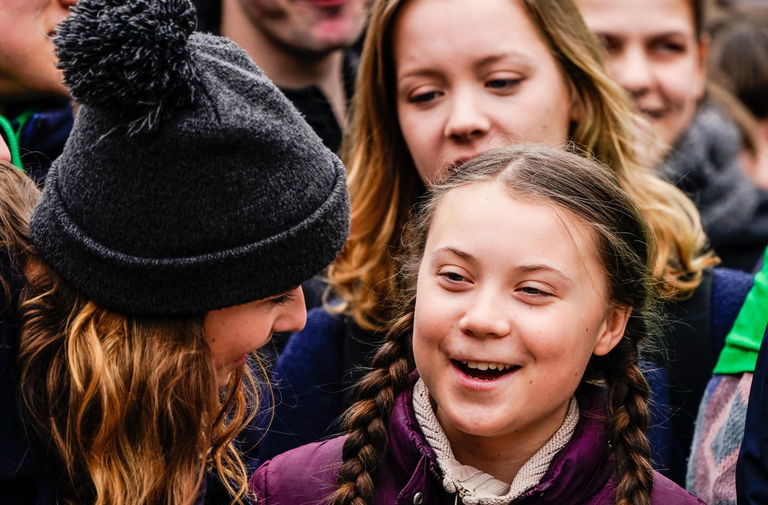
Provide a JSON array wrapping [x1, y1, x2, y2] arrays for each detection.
[[473, 51, 534, 72], [397, 67, 444, 82], [433, 246, 476, 263], [432, 247, 573, 284], [398, 51, 533, 82], [516, 264, 574, 285]]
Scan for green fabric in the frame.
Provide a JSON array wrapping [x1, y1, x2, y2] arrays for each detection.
[[0, 114, 22, 169], [714, 248, 768, 374], [0, 110, 35, 171]]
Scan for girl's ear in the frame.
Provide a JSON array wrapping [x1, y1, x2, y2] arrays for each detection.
[[593, 305, 632, 356]]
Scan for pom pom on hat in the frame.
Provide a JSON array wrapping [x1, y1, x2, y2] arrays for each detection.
[[55, 0, 199, 134]]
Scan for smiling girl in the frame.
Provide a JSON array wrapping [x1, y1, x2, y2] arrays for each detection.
[[253, 145, 703, 505]]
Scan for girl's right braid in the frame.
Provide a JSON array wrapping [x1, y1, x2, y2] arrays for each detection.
[[332, 313, 413, 505], [603, 338, 654, 505]]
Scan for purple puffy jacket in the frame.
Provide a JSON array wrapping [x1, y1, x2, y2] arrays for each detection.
[[251, 382, 704, 505]]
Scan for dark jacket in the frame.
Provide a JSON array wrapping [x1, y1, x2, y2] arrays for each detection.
[[737, 324, 768, 505], [255, 268, 753, 487], [660, 101, 768, 271], [0, 104, 73, 185], [251, 382, 704, 505]]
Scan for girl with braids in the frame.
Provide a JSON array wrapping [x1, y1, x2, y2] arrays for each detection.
[[0, 0, 349, 504], [260, 0, 751, 485], [252, 144, 703, 505]]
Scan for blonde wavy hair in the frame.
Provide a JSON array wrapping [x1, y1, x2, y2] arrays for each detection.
[[0, 161, 259, 505], [330, 0, 718, 332]]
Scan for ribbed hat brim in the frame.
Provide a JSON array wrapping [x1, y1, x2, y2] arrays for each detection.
[[30, 156, 349, 316]]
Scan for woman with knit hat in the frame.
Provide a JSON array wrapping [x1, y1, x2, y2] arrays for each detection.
[[0, 0, 349, 504]]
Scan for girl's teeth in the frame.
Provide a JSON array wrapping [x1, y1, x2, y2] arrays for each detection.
[[463, 361, 514, 371]]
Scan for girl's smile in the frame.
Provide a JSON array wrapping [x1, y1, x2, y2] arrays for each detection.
[[450, 359, 522, 392]]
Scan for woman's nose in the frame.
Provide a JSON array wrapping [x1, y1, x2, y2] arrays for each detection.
[[443, 89, 491, 143]]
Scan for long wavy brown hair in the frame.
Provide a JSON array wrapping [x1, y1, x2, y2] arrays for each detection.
[[0, 161, 260, 505], [334, 144, 660, 505], [330, 0, 718, 333]]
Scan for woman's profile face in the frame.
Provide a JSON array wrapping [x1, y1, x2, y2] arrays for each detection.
[[203, 287, 306, 387], [575, 0, 706, 151], [393, 0, 577, 186]]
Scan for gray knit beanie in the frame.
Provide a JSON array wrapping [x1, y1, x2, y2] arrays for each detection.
[[29, 0, 349, 316]]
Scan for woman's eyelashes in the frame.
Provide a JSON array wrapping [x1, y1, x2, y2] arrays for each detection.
[[409, 89, 442, 104], [269, 291, 296, 305], [485, 76, 523, 91], [404, 75, 523, 104]]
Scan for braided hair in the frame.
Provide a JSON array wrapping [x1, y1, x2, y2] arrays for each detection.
[[333, 144, 660, 505]]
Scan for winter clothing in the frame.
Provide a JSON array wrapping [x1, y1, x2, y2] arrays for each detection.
[[254, 267, 753, 486], [737, 325, 768, 505], [684, 251, 768, 504], [0, 249, 53, 505], [413, 379, 579, 504], [686, 373, 752, 504], [191, 0, 359, 152], [0, 104, 73, 185], [659, 100, 768, 271], [251, 380, 704, 505], [2, 0, 351, 501], [715, 247, 768, 374], [28, 0, 349, 316], [280, 50, 359, 152], [653, 267, 754, 485]]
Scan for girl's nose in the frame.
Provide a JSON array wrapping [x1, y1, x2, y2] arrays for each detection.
[[273, 286, 308, 334], [458, 295, 511, 339], [443, 89, 491, 143]]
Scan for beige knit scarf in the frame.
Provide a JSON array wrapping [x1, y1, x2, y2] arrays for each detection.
[[412, 378, 579, 505]]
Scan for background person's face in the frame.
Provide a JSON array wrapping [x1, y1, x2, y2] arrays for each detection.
[[576, 0, 706, 150], [233, 0, 369, 56], [0, 0, 77, 106], [393, 0, 575, 186]]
